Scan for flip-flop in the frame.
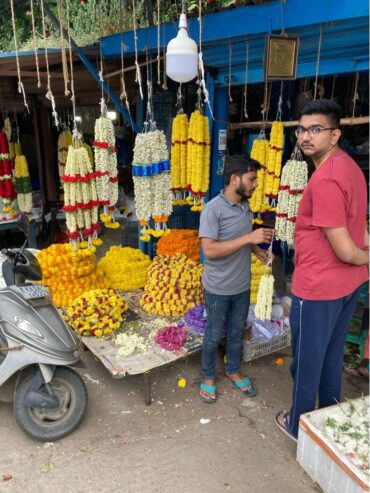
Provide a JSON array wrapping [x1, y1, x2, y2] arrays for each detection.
[[226, 376, 257, 397], [343, 364, 370, 380], [199, 383, 217, 404], [275, 410, 298, 443]]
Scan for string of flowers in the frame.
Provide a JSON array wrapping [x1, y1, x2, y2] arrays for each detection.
[[250, 253, 272, 305], [14, 155, 33, 213], [57, 129, 72, 185], [264, 121, 284, 210], [249, 135, 269, 223], [254, 242, 274, 320], [185, 109, 210, 211], [93, 111, 119, 229], [171, 113, 188, 205], [0, 131, 16, 215], [275, 151, 308, 245]]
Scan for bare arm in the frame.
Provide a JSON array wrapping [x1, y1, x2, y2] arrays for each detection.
[[324, 227, 369, 265], [201, 228, 273, 260]]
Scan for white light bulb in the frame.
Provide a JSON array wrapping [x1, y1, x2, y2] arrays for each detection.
[[166, 14, 198, 83]]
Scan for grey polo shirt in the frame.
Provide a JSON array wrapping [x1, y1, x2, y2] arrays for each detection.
[[199, 192, 253, 295]]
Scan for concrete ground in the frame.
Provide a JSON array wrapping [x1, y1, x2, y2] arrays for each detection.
[[0, 345, 368, 493]]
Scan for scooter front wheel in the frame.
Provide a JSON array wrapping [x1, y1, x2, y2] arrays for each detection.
[[13, 367, 88, 441]]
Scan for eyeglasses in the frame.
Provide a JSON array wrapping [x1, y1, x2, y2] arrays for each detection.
[[295, 126, 337, 137]]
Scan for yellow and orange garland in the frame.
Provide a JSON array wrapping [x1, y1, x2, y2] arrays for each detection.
[[171, 113, 188, 205], [265, 121, 284, 208]]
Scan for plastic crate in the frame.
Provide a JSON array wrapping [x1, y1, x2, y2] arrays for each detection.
[[243, 329, 291, 362], [297, 397, 369, 493]]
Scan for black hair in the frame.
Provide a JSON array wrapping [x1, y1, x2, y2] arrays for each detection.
[[223, 155, 261, 186], [299, 98, 341, 128]]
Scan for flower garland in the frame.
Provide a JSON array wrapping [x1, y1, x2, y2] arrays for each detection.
[[171, 113, 188, 205], [156, 229, 200, 261], [140, 253, 204, 317], [249, 137, 269, 222], [275, 158, 308, 245], [57, 129, 72, 184], [132, 130, 172, 240], [255, 272, 274, 320], [14, 155, 33, 213], [154, 324, 187, 351], [65, 288, 127, 337], [250, 253, 272, 305], [37, 244, 107, 307], [264, 121, 284, 210], [0, 131, 16, 214], [62, 144, 100, 246], [185, 110, 211, 211], [93, 115, 119, 229], [98, 246, 151, 290]]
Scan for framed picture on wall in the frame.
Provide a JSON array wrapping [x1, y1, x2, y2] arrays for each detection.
[[264, 35, 299, 81]]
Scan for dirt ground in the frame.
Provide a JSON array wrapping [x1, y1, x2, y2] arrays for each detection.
[[0, 345, 368, 493]]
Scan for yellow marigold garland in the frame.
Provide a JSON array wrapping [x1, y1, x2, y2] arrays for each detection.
[[265, 121, 284, 209], [250, 253, 272, 304], [98, 246, 151, 290], [249, 137, 269, 221], [57, 129, 72, 184], [171, 113, 188, 205], [65, 288, 127, 337]]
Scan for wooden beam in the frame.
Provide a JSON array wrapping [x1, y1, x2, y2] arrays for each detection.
[[0, 70, 64, 79], [229, 116, 370, 130]]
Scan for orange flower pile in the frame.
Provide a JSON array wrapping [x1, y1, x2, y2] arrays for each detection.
[[37, 244, 107, 307], [156, 229, 200, 261]]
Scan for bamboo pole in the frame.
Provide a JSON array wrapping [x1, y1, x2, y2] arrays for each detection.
[[229, 116, 369, 130]]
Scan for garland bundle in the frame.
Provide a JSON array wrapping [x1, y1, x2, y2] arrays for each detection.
[[62, 145, 100, 246], [255, 272, 274, 321], [14, 155, 33, 213], [265, 121, 284, 208], [185, 110, 210, 211], [57, 130, 72, 183], [249, 137, 269, 220], [156, 229, 200, 261], [93, 116, 119, 229], [170, 113, 188, 205], [250, 253, 272, 305], [132, 130, 172, 240], [275, 158, 308, 245], [0, 131, 16, 207]]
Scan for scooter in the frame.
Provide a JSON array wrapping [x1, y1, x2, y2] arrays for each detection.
[[0, 214, 87, 441]]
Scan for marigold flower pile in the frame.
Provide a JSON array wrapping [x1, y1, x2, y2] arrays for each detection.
[[156, 229, 200, 261], [37, 244, 107, 307], [250, 253, 272, 304], [140, 253, 204, 317], [98, 246, 151, 290], [65, 288, 127, 337]]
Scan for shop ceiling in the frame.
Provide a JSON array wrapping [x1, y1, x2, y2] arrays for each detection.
[[101, 0, 369, 86]]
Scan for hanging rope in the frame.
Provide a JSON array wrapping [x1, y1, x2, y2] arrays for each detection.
[[228, 40, 233, 103], [40, 0, 59, 126], [157, 0, 161, 85], [330, 75, 336, 100], [145, 47, 155, 127], [9, 0, 30, 113], [120, 42, 133, 128], [198, 0, 214, 120], [243, 40, 249, 120], [132, 0, 144, 100], [30, 0, 41, 89], [352, 72, 360, 118], [66, 0, 79, 140], [280, 0, 285, 35], [98, 44, 106, 113], [161, 1, 168, 91], [57, 0, 70, 96], [261, 81, 269, 123], [313, 25, 323, 100], [276, 81, 284, 121]]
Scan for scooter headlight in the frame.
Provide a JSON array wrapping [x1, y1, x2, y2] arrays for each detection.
[[14, 316, 44, 339]]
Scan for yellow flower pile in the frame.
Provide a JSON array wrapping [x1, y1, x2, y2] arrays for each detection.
[[65, 289, 127, 337], [171, 113, 188, 205], [186, 110, 211, 211], [37, 244, 107, 307], [98, 246, 151, 290], [140, 253, 204, 317], [156, 229, 200, 261], [265, 121, 284, 207], [250, 253, 272, 304], [249, 138, 269, 219]]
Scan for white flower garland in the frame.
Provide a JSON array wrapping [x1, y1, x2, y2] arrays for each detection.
[[255, 273, 274, 320]]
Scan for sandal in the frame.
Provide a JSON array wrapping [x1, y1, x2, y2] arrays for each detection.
[[275, 410, 297, 443], [343, 363, 370, 381], [226, 375, 257, 397], [199, 383, 217, 404]]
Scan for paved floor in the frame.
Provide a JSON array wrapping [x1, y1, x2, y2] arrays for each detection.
[[0, 344, 367, 493]]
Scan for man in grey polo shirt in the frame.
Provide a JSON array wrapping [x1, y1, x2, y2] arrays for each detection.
[[199, 155, 273, 403]]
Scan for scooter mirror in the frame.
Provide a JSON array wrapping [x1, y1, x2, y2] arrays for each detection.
[[16, 213, 30, 236]]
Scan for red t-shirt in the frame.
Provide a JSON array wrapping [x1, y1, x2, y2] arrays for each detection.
[[292, 149, 368, 300]]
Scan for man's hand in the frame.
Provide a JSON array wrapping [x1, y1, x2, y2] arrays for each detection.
[[252, 245, 274, 265], [248, 228, 274, 245]]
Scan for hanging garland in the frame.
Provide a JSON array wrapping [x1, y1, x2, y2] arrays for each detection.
[[58, 129, 72, 184], [170, 112, 188, 205], [14, 155, 33, 213], [265, 121, 284, 209], [93, 113, 119, 229], [62, 144, 99, 247], [249, 135, 269, 222], [275, 150, 308, 245], [0, 131, 16, 214], [185, 109, 210, 211]]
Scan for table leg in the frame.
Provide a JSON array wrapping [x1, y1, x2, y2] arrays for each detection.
[[143, 371, 152, 406]]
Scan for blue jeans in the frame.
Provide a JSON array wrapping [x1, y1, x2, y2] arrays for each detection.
[[288, 286, 361, 438], [202, 289, 250, 379]]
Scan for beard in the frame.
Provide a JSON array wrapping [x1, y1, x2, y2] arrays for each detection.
[[235, 183, 252, 200]]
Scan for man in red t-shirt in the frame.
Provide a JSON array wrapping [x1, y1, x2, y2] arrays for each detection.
[[276, 99, 369, 441]]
